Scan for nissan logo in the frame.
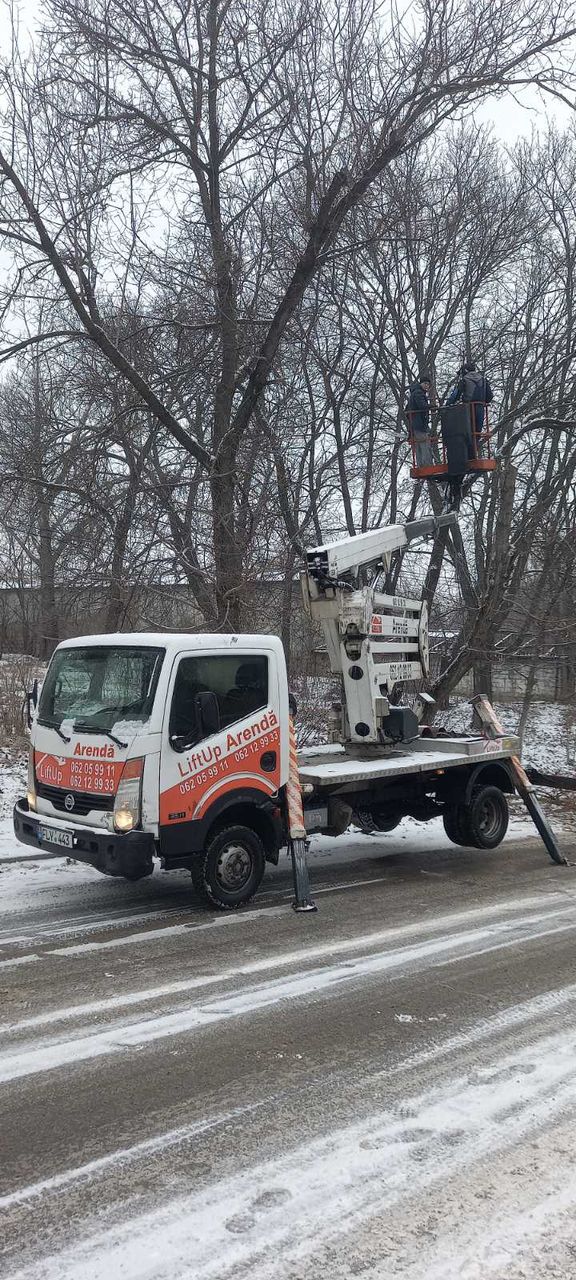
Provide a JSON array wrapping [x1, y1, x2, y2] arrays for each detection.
[[64, 794, 75, 812]]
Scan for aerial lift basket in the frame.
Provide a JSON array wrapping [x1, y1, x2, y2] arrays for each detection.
[[409, 402, 497, 481]]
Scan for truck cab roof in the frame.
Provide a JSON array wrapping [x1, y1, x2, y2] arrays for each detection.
[[55, 632, 286, 654]]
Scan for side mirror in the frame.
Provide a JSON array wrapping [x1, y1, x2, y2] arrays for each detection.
[[169, 692, 220, 753], [25, 678, 40, 730], [195, 690, 220, 738], [288, 691, 298, 719]]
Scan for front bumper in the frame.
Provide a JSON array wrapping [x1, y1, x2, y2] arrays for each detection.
[[13, 800, 155, 880]]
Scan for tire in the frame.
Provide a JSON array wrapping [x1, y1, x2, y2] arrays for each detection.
[[191, 824, 266, 909], [466, 785, 509, 849], [442, 805, 471, 846], [371, 814, 401, 833]]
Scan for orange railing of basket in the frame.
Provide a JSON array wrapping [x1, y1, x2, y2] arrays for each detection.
[[407, 404, 496, 478]]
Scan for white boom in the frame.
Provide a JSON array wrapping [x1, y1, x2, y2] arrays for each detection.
[[301, 514, 457, 747]]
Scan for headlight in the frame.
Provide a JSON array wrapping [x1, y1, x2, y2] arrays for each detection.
[[27, 752, 37, 811], [113, 758, 143, 833], [114, 808, 135, 832]]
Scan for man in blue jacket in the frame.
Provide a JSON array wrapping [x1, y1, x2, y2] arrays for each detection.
[[407, 373, 433, 466]]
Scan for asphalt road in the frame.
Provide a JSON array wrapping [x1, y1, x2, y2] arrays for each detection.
[[2, 827, 576, 1280]]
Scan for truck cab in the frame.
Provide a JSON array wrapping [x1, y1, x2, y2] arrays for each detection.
[[14, 632, 289, 907]]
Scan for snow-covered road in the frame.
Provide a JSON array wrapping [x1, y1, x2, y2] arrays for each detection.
[[2, 824, 576, 1278]]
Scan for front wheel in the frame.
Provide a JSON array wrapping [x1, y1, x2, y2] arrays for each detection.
[[191, 824, 265, 909]]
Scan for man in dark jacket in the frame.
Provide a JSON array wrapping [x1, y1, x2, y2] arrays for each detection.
[[446, 361, 494, 448], [407, 373, 433, 466]]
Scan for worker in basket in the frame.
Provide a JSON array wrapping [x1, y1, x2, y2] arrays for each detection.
[[408, 358, 496, 510], [406, 371, 435, 466], [440, 359, 495, 508], [445, 360, 494, 448]]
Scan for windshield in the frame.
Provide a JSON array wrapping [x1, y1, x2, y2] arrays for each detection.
[[38, 645, 165, 733]]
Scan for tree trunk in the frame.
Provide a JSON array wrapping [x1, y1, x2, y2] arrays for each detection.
[[473, 652, 493, 701], [37, 497, 59, 658], [31, 364, 59, 658], [280, 552, 296, 675], [105, 480, 138, 631], [473, 662, 493, 700], [210, 462, 242, 630], [517, 658, 539, 750]]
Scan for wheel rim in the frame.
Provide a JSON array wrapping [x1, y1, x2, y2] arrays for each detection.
[[476, 797, 501, 840], [216, 842, 253, 891]]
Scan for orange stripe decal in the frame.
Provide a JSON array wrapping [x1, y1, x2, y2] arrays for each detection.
[[160, 723, 281, 825]]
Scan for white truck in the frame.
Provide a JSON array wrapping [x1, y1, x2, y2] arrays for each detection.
[[14, 515, 523, 908]]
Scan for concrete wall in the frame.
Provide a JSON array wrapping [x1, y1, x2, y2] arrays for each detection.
[[453, 662, 572, 701]]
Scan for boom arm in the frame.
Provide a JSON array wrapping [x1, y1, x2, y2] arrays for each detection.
[[301, 514, 457, 747], [305, 515, 456, 587]]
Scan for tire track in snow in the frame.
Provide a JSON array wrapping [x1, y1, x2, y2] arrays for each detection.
[[7, 1024, 576, 1280], [4, 977, 576, 1215], [0, 903, 286, 963], [2, 900, 576, 1085], [1, 893, 569, 1034], [0, 904, 196, 948]]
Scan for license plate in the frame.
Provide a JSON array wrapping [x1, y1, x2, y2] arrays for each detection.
[[38, 825, 74, 849]]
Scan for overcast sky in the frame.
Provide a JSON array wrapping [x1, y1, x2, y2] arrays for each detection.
[[1, 0, 574, 144], [0, 0, 573, 295], [479, 84, 573, 144]]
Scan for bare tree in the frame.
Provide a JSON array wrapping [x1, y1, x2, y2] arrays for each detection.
[[1, 0, 576, 627]]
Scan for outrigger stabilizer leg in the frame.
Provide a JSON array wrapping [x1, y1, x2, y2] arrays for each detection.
[[471, 695, 568, 867], [286, 716, 317, 912]]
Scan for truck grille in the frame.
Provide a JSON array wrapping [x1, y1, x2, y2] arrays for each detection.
[[36, 783, 115, 815]]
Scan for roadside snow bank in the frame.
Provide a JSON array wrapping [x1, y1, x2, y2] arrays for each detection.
[[0, 755, 27, 858]]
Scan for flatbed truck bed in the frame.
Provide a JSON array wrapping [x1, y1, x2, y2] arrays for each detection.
[[298, 734, 520, 788], [294, 731, 523, 858]]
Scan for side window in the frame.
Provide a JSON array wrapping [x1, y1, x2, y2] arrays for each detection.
[[169, 655, 269, 742]]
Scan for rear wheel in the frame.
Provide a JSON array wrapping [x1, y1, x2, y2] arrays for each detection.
[[467, 785, 509, 849], [443, 786, 509, 850], [442, 805, 470, 846], [191, 824, 265, 909]]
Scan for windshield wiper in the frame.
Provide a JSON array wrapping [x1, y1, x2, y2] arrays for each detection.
[[73, 722, 128, 750], [37, 717, 71, 743]]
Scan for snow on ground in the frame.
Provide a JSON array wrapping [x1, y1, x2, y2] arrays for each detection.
[[434, 698, 576, 833], [514, 700, 576, 773], [0, 853, 107, 919], [9, 1008, 576, 1280], [434, 697, 576, 772], [0, 752, 27, 858], [0, 814, 542, 918]]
